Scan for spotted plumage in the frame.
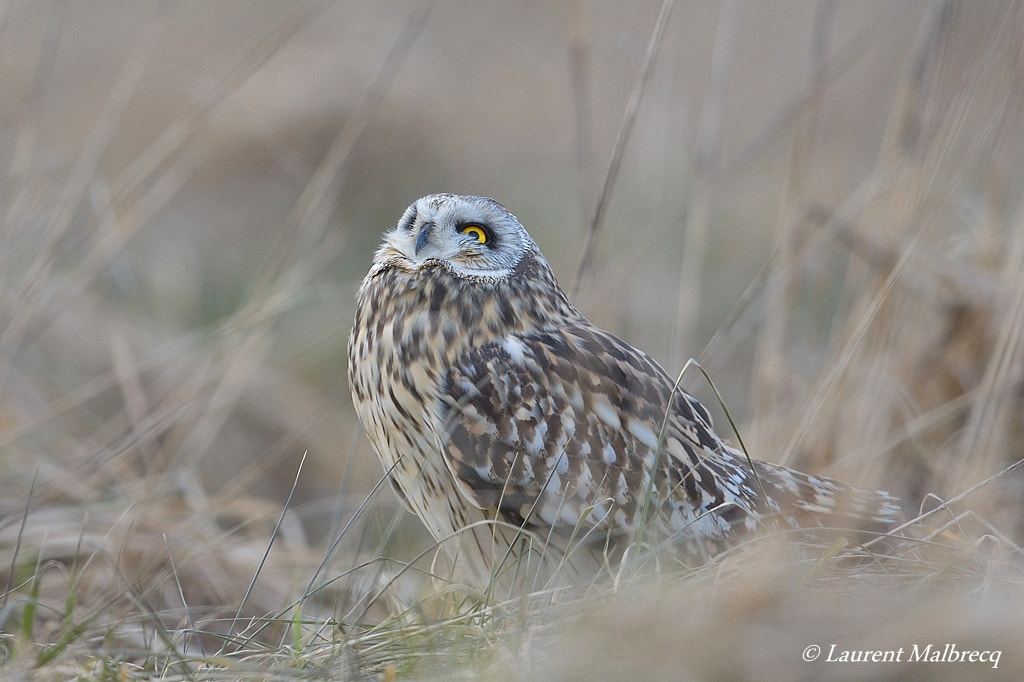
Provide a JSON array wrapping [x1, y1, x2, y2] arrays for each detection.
[[348, 194, 899, 589]]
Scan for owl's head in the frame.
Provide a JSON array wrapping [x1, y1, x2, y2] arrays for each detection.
[[374, 194, 541, 280]]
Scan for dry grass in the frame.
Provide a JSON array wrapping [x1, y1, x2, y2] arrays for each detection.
[[2, 1, 1024, 679]]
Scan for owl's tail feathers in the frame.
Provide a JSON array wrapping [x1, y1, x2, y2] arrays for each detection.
[[752, 460, 904, 534]]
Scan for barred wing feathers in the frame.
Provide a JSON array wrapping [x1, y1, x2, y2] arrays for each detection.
[[439, 322, 900, 549]]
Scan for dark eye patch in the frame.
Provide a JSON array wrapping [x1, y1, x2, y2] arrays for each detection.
[[457, 221, 496, 247], [399, 209, 418, 233]]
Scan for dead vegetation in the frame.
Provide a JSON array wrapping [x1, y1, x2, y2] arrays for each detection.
[[1, 1, 1024, 679]]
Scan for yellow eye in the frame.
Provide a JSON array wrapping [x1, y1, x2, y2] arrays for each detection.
[[461, 224, 488, 244]]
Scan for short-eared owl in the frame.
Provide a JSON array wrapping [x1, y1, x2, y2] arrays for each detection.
[[348, 194, 899, 589]]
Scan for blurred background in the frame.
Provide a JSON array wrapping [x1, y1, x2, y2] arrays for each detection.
[[2, 0, 1024, 676]]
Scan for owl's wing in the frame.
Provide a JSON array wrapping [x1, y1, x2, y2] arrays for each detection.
[[439, 322, 753, 538], [440, 322, 902, 544]]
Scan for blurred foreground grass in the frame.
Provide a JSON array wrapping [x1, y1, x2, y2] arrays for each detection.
[[2, 1, 1024, 679]]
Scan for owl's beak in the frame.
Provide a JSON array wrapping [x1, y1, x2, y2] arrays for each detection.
[[414, 221, 434, 256]]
